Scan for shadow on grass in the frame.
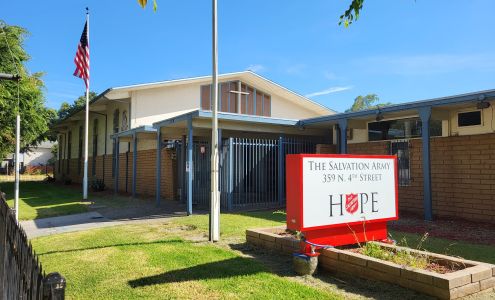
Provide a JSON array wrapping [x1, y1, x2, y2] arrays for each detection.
[[128, 256, 262, 288], [38, 238, 184, 256], [32, 203, 89, 220], [228, 242, 432, 300]]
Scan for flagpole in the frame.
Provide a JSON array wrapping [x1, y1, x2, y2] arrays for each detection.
[[209, 0, 220, 242], [82, 8, 90, 200]]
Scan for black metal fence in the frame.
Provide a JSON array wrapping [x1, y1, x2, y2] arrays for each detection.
[[182, 136, 319, 210], [389, 140, 411, 186], [0, 191, 65, 299]]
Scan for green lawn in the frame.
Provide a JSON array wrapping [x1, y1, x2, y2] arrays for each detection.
[[32, 212, 339, 300], [5, 179, 492, 298], [32, 210, 495, 299], [0, 179, 88, 220]]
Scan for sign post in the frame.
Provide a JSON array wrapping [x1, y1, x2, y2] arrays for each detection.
[[286, 154, 398, 252]]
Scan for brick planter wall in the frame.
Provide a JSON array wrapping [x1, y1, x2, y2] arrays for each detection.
[[246, 227, 495, 299]]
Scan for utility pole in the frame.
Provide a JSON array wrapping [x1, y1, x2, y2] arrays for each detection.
[[210, 0, 220, 242]]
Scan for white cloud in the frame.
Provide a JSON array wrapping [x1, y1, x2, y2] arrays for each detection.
[[355, 53, 495, 75], [305, 86, 352, 98], [246, 64, 266, 73], [323, 71, 338, 80], [285, 63, 307, 75]]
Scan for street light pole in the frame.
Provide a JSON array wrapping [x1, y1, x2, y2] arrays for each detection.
[[0, 72, 21, 221], [15, 114, 20, 221], [210, 0, 220, 242]]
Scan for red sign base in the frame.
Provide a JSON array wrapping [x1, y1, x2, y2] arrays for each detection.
[[298, 222, 388, 253]]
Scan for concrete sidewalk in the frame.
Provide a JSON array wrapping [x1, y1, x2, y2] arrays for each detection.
[[20, 211, 188, 239]]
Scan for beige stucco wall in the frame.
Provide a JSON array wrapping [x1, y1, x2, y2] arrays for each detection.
[[56, 78, 331, 159], [131, 84, 200, 127], [337, 101, 495, 145], [270, 94, 325, 119], [449, 101, 495, 136]]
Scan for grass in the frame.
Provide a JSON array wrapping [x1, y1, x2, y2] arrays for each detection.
[[359, 242, 428, 270], [32, 209, 495, 299], [0, 176, 140, 221], [32, 212, 339, 300], [0, 177, 89, 220], [2, 179, 491, 298]]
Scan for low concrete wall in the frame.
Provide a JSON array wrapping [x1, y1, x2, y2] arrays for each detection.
[[246, 227, 495, 299]]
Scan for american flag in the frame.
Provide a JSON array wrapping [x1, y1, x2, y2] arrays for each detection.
[[73, 20, 90, 89]]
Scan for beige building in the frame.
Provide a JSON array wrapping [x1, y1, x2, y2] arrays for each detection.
[[52, 72, 495, 224], [51, 71, 333, 210]]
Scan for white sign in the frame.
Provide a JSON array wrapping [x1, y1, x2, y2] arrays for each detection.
[[302, 156, 397, 229]]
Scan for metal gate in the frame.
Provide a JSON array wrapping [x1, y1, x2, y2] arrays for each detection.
[[220, 137, 319, 210], [390, 140, 411, 186], [189, 140, 211, 207], [220, 138, 279, 210], [180, 136, 320, 210]]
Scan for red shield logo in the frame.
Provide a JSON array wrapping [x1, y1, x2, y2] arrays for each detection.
[[345, 193, 359, 214]]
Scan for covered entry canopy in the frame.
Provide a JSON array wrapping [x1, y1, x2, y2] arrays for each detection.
[[111, 126, 157, 198], [299, 89, 495, 221], [150, 109, 329, 214]]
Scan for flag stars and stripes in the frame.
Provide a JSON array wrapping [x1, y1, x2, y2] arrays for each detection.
[[73, 20, 90, 89]]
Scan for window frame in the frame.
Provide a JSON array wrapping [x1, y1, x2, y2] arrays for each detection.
[[367, 116, 442, 142], [457, 109, 483, 128]]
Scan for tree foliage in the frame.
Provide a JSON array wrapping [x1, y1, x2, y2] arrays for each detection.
[[346, 94, 391, 112], [0, 21, 55, 160], [57, 91, 97, 120], [339, 0, 364, 27], [136, 0, 365, 26]]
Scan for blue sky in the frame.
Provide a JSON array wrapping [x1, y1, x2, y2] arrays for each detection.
[[2, 1, 495, 113]]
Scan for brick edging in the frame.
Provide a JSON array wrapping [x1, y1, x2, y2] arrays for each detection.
[[246, 227, 495, 299]]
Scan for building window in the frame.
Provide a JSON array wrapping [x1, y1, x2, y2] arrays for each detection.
[[92, 119, 98, 176], [67, 131, 72, 174], [368, 117, 442, 141], [78, 126, 83, 174], [390, 140, 410, 186], [458, 110, 481, 127], [200, 81, 271, 117]]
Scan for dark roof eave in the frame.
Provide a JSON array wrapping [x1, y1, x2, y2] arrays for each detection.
[[49, 88, 113, 128]]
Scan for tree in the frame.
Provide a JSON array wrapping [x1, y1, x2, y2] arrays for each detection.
[[339, 0, 364, 27], [346, 94, 391, 112], [0, 21, 55, 160], [56, 91, 97, 121], [136, 0, 365, 26]]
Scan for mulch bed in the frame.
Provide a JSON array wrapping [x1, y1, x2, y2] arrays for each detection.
[[389, 213, 495, 246]]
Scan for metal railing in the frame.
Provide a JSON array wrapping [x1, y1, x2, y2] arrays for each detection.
[[179, 136, 320, 210], [390, 140, 411, 186], [0, 191, 65, 299]]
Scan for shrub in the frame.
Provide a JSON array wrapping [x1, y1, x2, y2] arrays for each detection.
[[90, 177, 105, 192]]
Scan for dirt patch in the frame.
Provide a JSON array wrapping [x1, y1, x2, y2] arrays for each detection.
[[390, 214, 495, 246]]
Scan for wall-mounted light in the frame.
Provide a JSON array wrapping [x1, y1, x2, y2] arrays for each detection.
[[476, 101, 490, 109]]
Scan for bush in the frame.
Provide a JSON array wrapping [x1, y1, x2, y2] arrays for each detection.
[[90, 177, 105, 192], [62, 175, 72, 185]]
